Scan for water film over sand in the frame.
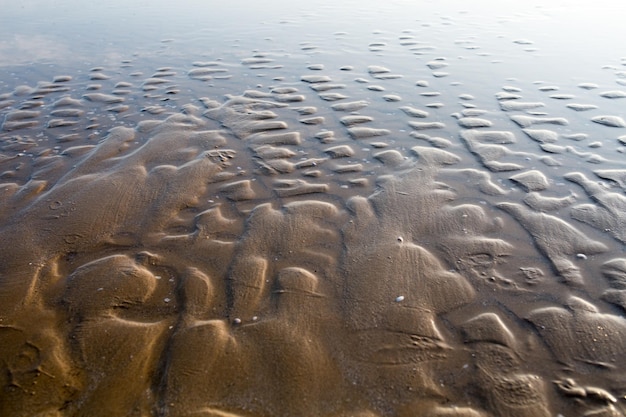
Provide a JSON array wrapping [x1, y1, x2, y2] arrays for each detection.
[[1, 1, 626, 416]]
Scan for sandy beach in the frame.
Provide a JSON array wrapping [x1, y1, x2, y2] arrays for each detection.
[[1, 1, 626, 416]]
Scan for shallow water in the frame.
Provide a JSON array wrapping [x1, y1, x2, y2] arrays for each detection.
[[1, 1, 626, 416]]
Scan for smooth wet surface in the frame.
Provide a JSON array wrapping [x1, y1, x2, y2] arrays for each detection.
[[1, 1, 626, 416]]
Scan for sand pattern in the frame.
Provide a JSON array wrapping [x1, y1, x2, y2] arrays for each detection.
[[2, 2, 626, 416]]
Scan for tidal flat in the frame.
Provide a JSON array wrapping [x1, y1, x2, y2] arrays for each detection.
[[1, 1, 626, 416]]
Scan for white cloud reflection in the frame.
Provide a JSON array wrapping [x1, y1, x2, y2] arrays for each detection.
[[0, 34, 72, 66]]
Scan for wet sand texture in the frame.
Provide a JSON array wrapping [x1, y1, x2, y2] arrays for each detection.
[[3, 5, 626, 417]]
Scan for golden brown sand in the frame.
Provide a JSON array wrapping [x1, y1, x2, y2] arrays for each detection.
[[2, 1, 626, 416]]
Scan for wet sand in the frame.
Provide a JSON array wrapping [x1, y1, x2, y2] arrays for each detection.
[[1, 1, 626, 416]]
